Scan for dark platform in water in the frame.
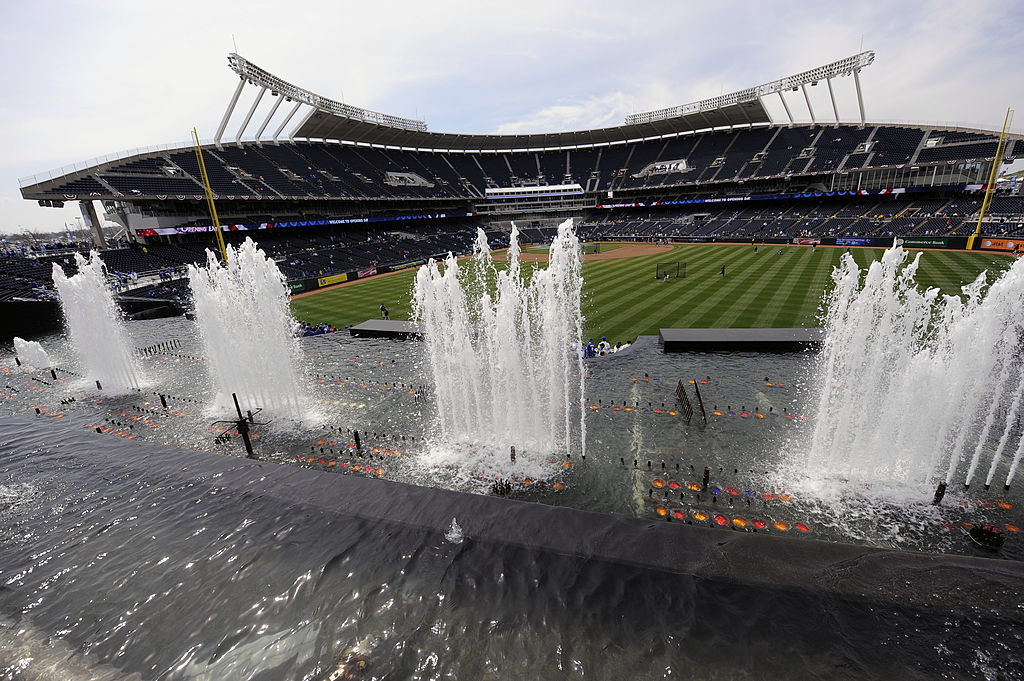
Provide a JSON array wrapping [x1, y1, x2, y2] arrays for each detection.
[[659, 327, 823, 352], [349, 319, 421, 339]]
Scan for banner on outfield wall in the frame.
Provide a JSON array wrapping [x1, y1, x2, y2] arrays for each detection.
[[357, 268, 378, 278], [895, 237, 949, 248], [792, 238, 821, 245], [317, 273, 349, 287], [836, 237, 876, 246], [392, 259, 427, 270], [287, 278, 318, 294], [978, 237, 1021, 252]]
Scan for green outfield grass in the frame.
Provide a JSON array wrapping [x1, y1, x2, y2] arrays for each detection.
[[526, 243, 619, 255], [291, 244, 1015, 343]]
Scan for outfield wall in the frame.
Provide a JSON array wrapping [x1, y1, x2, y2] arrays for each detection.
[[286, 257, 436, 295], [605, 235, 993, 251]]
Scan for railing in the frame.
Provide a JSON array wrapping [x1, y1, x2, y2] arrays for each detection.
[[18, 139, 215, 188]]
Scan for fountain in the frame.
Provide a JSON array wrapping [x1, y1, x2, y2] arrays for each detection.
[[13, 337, 50, 369], [412, 219, 586, 475], [188, 237, 305, 419], [52, 251, 142, 392], [800, 246, 1024, 498]]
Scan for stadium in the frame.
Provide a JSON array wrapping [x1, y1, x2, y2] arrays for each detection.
[[3, 45, 1024, 680], [7, 49, 1023, 338]]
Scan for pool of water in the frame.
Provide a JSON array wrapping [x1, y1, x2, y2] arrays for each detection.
[[1, 318, 1023, 678], [1, 417, 1022, 681], [5, 318, 1020, 560]]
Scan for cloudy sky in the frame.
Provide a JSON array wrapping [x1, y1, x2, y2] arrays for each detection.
[[1, 0, 1021, 234]]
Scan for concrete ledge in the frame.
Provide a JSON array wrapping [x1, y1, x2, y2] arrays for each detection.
[[660, 327, 823, 352], [349, 319, 421, 339]]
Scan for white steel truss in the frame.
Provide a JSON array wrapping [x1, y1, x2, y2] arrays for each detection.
[[219, 52, 427, 147], [626, 51, 875, 126]]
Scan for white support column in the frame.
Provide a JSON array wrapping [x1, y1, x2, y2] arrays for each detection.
[[288, 107, 317, 142], [215, 77, 246, 149], [826, 77, 840, 126], [801, 83, 816, 125], [777, 91, 794, 126], [235, 86, 266, 147], [853, 68, 866, 128], [273, 101, 303, 144], [254, 94, 284, 145], [79, 201, 107, 249]]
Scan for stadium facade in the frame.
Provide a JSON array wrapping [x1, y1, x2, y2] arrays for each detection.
[[19, 51, 1022, 241], [4, 50, 1022, 335]]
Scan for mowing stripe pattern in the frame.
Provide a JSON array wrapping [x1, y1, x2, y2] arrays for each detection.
[[291, 244, 1014, 343]]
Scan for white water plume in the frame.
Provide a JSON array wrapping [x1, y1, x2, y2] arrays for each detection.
[[798, 247, 1024, 498], [13, 337, 50, 369], [188, 238, 304, 419], [52, 251, 142, 392], [412, 219, 586, 476]]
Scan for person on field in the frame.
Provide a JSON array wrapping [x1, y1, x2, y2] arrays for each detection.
[[720, 265, 726, 277], [380, 304, 389, 320]]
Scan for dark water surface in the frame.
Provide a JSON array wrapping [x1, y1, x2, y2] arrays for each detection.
[[2, 320, 1023, 678], [1, 418, 1022, 680]]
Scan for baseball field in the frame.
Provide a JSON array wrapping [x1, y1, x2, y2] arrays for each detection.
[[290, 242, 1014, 343]]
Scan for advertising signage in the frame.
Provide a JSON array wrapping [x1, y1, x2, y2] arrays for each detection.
[[978, 238, 1020, 252], [136, 211, 477, 237], [895, 237, 949, 248]]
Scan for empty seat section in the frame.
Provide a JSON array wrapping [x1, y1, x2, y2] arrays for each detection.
[[475, 154, 512, 186], [44, 175, 110, 196], [714, 128, 776, 180], [105, 175, 204, 195], [618, 139, 668, 189], [107, 156, 173, 174], [648, 136, 701, 186], [505, 152, 539, 183], [866, 127, 925, 167], [916, 141, 998, 163], [804, 126, 872, 174], [288, 143, 367, 197], [537, 150, 568, 185], [596, 144, 631, 190], [214, 146, 309, 197], [444, 154, 488, 193], [400, 151, 469, 197], [687, 132, 734, 181], [751, 127, 818, 178], [167, 149, 247, 196], [568, 148, 601, 186]]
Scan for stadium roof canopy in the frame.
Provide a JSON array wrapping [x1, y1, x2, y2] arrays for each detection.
[[223, 51, 875, 151], [18, 51, 888, 193]]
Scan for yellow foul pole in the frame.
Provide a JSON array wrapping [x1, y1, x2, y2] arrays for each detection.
[[192, 128, 229, 265], [968, 108, 1014, 250]]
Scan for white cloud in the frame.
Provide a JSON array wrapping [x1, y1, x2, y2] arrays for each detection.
[[494, 93, 634, 135]]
